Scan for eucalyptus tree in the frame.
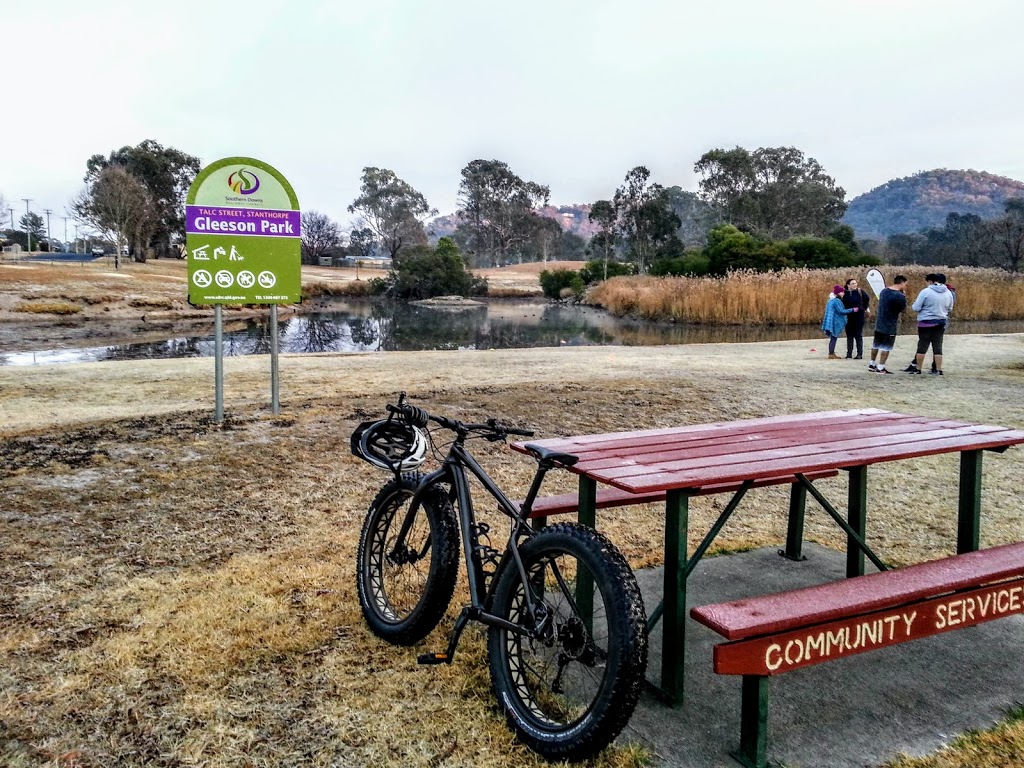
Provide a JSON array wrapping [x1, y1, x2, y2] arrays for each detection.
[[588, 199, 618, 279], [348, 167, 436, 267], [695, 146, 847, 239], [456, 159, 549, 267], [612, 166, 681, 274]]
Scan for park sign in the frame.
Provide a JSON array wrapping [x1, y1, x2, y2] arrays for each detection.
[[186, 157, 301, 305]]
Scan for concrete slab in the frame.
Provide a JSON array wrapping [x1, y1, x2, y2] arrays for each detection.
[[620, 544, 1024, 768]]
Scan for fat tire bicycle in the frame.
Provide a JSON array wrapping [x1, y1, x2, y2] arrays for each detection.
[[352, 394, 648, 761]]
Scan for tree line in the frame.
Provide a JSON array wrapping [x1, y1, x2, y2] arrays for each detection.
[[883, 201, 1024, 272], [30, 140, 1021, 292]]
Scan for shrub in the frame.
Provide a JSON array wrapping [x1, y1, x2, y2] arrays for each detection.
[[386, 238, 487, 300], [539, 268, 581, 300], [649, 252, 711, 277], [579, 259, 635, 284]]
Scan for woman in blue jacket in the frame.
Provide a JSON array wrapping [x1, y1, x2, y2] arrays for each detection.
[[821, 284, 858, 359]]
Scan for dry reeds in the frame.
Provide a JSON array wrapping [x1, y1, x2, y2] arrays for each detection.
[[587, 267, 1024, 325]]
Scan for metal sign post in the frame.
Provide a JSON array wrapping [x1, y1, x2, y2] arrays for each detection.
[[184, 157, 301, 423]]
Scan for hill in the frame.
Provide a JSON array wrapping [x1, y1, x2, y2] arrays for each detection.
[[843, 169, 1024, 238]]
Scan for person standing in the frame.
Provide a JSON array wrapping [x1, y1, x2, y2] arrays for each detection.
[[867, 275, 908, 374], [821, 284, 858, 359], [907, 273, 955, 376], [842, 277, 871, 359]]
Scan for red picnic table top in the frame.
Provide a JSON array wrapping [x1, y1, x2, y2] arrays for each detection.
[[512, 408, 1024, 494]]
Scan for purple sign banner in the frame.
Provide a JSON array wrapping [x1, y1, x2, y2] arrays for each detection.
[[186, 205, 301, 238]]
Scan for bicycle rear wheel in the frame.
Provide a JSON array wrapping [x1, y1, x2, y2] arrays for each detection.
[[356, 475, 460, 645], [487, 523, 648, 761]]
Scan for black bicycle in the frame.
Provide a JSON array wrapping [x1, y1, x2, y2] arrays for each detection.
[[351, 393, 648, 761]]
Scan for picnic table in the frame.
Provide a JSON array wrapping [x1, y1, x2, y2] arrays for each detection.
[[512, 408, 1024, 706]]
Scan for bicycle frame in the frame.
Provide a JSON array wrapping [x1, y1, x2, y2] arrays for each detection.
[[394, 434, 562, 659]]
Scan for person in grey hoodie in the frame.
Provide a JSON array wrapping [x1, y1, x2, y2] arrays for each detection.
[[907, 273, 955, 375]]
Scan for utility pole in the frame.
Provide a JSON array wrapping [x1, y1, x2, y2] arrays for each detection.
[[44, 209, 53, 248], [62, 216, 68, 249], [7, 208, 13, 231], [22, 199, 33, 252]]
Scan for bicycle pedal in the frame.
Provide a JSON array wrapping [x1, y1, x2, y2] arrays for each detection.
[[417, 652, 451, 665]]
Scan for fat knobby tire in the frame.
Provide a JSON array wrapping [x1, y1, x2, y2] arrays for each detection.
[[487, 523, 648, 761], [356, 475, 460, 645]]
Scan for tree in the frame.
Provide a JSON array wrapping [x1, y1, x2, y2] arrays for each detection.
[[300, 210, 341, 265], [85, 140, 200, 256], [695, 146, 847, 239], [664, 186, 720, 246], [523, 215, 563, 264], [456, 159, 549, 267], [588, 199, 618, 279], [71, 166, 157, 264], [612, 167, 681, 275], [348, 227, 378, 261], [19, 212, 45, 241], [989, 198, 1024, 272], [348, 167, 436, 267]]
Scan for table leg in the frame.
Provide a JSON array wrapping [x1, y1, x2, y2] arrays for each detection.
[[847, 466, 867, 578], [782, 481, 808, 561], [661, 488, 689, 706], [576, 476, 597, 629], [958, 450, 983, 554]]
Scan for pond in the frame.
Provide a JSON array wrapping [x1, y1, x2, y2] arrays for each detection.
[[3, 299, 1023, 366]]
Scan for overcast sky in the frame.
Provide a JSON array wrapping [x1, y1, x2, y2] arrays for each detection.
[[4, 0, 1023, 233]]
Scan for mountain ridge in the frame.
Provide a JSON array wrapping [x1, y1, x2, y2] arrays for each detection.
[[842, 168, 1024, 238]]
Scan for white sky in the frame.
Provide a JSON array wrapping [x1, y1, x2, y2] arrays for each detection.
[[4, 0, 1023, 233]]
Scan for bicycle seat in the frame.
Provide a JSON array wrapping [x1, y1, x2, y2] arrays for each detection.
[[522, 444, 579, 467]]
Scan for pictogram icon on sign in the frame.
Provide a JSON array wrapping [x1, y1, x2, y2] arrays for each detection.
[[193, 269, 212, 287], [215, 270, 234, 288], [237, 270, 256, 288], [257, 271, 277, 288]]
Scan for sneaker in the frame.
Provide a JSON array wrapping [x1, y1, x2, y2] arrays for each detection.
[[876, 368, 894, 375], [907, 368, 922, 375], [930, 370, 944, 376], [868, 364, 877, 370], [828, 354, 841, 359], [903, 364, 918, 372]]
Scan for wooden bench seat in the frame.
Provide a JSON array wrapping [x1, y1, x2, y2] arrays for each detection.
[[690, 541, 1024, 768], [518, 469, 839, 519]]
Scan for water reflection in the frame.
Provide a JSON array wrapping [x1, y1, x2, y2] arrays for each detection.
[[3, 299, 1023, 366]]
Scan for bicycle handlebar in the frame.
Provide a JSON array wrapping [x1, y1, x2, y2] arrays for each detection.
[[387, 398, 534, 439]]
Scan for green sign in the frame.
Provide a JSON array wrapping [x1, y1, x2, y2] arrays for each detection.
[[186, 157, 301, 305]]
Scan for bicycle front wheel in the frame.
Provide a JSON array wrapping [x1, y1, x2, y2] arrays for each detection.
[[487, 523, 648, 761], [356, 475, 460, 646]]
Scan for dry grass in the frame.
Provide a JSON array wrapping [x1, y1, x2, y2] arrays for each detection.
[[588, 267, 1024, 325], [12, 301, 83, 315], [1, 334, 1024, 766]]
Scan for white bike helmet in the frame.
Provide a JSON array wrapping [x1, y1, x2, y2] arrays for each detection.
[[351, 419, 428, 472]]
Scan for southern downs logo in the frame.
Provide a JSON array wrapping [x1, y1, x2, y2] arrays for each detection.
[[227, 168, 260, 195]]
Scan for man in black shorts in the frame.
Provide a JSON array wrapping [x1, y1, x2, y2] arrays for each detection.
[[907, 273, 955, 375], [868, 275, 908, 374]]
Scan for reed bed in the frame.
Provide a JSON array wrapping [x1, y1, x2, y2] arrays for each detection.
[[587, 267, 1024, 325]]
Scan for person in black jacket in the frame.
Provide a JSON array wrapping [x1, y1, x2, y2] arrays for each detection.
[[842, 278, 871, 359]]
